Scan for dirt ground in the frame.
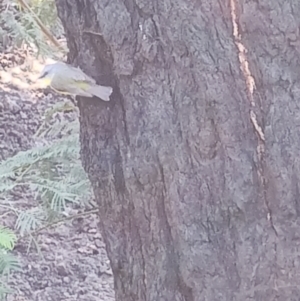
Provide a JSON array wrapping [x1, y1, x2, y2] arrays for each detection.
[[0, 50, 115, 301]]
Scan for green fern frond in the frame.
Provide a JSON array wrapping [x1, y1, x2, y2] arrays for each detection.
[[0, 135, 80, 183], [0, 91, 92, 245], [15, 208, 44, 236], [0, 250, 20, 275], [0, 282, 12, 300], [0, 227, 19, 299], [0, 227, 16, 251], [1, 0, 65, 57]]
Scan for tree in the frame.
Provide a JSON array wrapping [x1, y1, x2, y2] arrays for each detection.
[[55, 0, 300, 300]]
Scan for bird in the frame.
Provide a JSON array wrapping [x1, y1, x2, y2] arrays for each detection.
[[38, 62, 113, 101]]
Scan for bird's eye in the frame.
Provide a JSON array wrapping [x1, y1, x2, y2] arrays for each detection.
[[39, 71, 48, 79]]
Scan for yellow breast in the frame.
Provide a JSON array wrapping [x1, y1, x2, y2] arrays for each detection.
[[40, 77, 52, 86]]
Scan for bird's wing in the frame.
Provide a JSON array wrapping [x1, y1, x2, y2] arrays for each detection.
[[68, 65, 96, 84]]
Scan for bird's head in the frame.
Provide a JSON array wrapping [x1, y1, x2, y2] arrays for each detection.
[[38, 63, 58, 84]]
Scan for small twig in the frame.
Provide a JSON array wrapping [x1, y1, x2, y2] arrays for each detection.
[[83, 30, 103, 36], [0, 212, 14, 219], [17, 0, 65, 53], [18, 208, 99, 241], [0, 204, 20, 215]]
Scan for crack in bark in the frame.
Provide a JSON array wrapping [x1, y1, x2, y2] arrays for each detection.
[[119, 92, 131, 146], [229, 0, 278, 238]]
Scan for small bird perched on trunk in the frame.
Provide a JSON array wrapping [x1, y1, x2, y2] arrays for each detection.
[[38, 62, 113, 101]]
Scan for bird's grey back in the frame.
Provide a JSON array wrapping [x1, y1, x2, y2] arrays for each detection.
[[48, 62, 96, 95], [53, 62, 96, 84]]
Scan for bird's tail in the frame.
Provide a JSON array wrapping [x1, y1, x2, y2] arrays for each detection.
[[88, 84, 113, 101]]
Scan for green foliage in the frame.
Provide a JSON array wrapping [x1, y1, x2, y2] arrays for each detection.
[[0, 101, 93, 237], [0, 0, 65, 57], [29, 0, 61, 33], [0, 2, 90, 300], [0, 226, 16, 251], [0, 226, 19, 300], [0, 100, 93, 298]]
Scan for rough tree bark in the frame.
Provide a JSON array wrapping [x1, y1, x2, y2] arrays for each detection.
[[55, 0, 300, 300]]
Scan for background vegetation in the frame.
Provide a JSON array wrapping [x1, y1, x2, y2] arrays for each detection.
[[0, 1, 92, 298]]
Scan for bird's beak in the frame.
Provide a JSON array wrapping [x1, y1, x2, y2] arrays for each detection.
[[37, 74, 52, 86]]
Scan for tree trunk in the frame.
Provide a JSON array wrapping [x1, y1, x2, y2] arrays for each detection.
[[55, 0, 300, 300]]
